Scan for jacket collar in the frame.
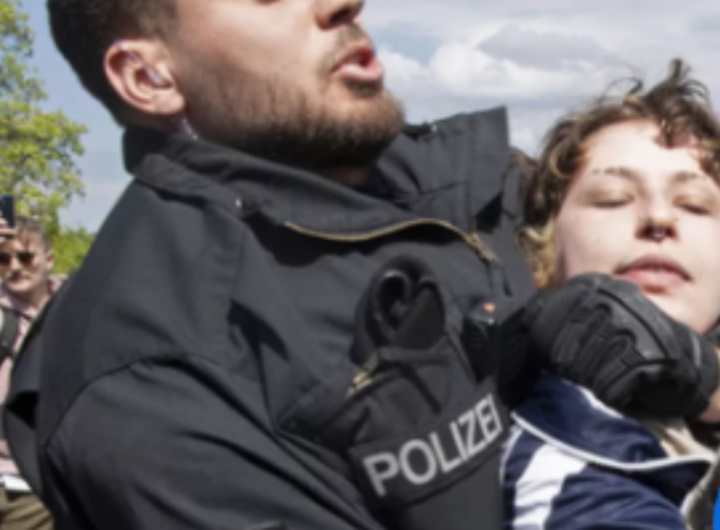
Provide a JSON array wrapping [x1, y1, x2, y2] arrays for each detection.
[[123, 107, 511, 235]]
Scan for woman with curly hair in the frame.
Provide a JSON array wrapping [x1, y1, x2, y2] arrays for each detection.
[[504, 59, 720, 530]]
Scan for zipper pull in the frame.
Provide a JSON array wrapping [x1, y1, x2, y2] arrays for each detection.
[[468, 232, 497, 262], [349, 354, 380, 395], [468, 219, 497, 262]]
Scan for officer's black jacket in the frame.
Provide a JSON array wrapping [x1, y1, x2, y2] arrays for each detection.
[[5, 108, 535, 530]]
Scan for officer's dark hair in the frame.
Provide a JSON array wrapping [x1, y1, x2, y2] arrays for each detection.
[[520, 59, 720, 288], [47, 0, 178, 124]]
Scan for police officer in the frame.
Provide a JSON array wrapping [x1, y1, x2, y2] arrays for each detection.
[[5, 1, 719, 530]]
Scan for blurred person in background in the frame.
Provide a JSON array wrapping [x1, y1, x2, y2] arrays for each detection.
[[0, 216, 62, 530]]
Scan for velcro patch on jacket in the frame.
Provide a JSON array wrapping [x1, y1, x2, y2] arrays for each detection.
[[348, 378, 508, 507]]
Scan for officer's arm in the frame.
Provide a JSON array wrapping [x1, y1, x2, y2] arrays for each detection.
[[44, 356, 382, 530]]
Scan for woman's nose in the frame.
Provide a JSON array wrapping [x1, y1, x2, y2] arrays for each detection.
[[637, 200, 678, 242]]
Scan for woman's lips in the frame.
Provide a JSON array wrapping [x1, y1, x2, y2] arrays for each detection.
[[616, 268, 685, 293], [615, 254, 689, 293]]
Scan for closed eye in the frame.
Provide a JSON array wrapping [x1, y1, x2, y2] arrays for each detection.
[[676, 197, 713, 215], [681, 204, 709, 215], [589, 192, 633, 208], [673, 186, 720, 215]]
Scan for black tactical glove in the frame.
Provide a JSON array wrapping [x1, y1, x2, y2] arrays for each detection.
[[525, 273, 719, 418], [707, 324, 720, 348]]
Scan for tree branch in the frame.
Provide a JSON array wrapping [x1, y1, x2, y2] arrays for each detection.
[[8, 152, 29, 189]]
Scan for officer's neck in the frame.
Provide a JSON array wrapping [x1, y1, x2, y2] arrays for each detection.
[[319, 167, 368, 187]]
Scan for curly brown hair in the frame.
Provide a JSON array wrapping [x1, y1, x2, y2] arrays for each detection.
[[520, 59, 720, 288]]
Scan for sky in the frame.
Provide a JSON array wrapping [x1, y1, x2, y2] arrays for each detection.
[[20, 0, 720, 230]]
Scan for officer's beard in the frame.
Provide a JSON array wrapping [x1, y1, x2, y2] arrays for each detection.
[[177, 51, 405, 177]]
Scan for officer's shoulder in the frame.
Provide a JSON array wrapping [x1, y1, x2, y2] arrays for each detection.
[[401, 107, 509, 142], [395, 107, 512, 177], [384, 108, 515, 198], [47, 183, 244, 365]]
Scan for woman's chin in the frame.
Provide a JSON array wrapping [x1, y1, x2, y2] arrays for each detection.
[[645, 293, 713, 335]]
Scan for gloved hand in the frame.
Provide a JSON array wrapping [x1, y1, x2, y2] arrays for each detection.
[[525, 273, 719, 418], [706, 325, 720, 348]]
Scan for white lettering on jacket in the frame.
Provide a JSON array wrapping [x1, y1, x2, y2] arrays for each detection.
[[362, 393, 502, 497]]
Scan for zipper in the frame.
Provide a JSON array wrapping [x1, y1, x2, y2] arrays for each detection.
[[349, 354, 380, 395], [285, 217, 496, 395], [284, 218, 497, 262], [468, 217, 496, 262]]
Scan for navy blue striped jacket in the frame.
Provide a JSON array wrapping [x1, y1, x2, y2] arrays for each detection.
[[503, 374, 714, 529]]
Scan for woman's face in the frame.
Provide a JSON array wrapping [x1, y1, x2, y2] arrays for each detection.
[[554, 119, 720, 334]]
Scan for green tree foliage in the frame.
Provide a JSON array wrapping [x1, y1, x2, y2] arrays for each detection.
[[51, 224, 94, 275], [0, 0, 86, 228]]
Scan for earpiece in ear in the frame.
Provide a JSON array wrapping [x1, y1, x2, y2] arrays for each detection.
[[115, 41, 171, 89], [145, 68, 170, 89]]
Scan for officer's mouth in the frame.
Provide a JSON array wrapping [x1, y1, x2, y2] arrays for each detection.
[[331, 41, 384, 84]]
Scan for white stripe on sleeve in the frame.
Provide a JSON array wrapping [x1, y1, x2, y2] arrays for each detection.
[[512, 444, 587, 530]]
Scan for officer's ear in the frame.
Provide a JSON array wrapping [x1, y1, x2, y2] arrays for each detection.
[[104, 40, 186, 120]]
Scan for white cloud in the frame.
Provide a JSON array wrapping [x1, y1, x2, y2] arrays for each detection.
[[479, 26, 607, 70], [366, 0, 720, 154], [379, 50, 435, 93], [429, 41, 609, 100]]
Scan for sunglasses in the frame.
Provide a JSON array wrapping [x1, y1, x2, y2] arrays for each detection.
[[0, 251, 35, 267]]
